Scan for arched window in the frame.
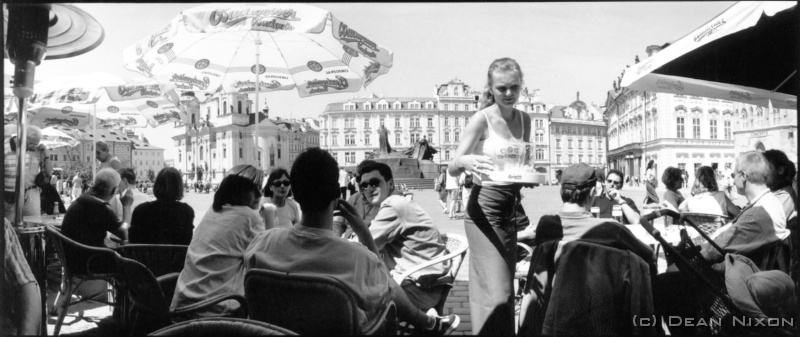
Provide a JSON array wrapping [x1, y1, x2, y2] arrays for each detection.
[[199, 146, 204, 160], [223, 101, 227, 114], [238, 101, 242, 114]]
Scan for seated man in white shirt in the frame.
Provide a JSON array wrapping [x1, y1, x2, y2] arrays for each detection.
[[244, 148, 458, 335], [357, 161, 452, 312]]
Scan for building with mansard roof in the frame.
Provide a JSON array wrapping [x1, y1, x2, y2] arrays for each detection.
[[549, 92, 608, 183]]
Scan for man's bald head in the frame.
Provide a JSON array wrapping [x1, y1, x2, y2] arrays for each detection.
[[92, 168, 120, 199], [24, 125, 42, 151], [96, 140, 110, 162]]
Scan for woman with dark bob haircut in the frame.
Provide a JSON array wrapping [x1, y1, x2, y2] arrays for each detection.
[[129, 167, 195, 244], [171, 165, 264, 319], [674, 166, 740, 218], [660, 167, 685, 224], [259, 168, 302, 229], [763, 149, 797, 220]]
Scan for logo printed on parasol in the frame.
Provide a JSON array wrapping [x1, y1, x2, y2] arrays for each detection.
[[61, 106, 74, 114], [195, 59, 210, 69], [251, 64, 267, 75], [170, 74, 210, 90], [108, 106, 120, 113], [146, 100, 159, 108], [363, 62, 381, 86], [307, 61, 323, 72], [44, 118, 80, 127], [234, 80, 281, 92], [118, 85, 160, 97], [694, 18, 727, 43], [338, 23, 378, 58], [306, 76, 348, 94], [158, 43, 176, 61], [656, 79, 685, 91], [207, 8, 300, 30], [729, 91, 752, 101]]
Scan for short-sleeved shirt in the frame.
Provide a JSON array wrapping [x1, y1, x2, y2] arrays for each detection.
[[590, 194, 640, 225], [171, 205, 264, 317], [369, 195, 450, 285], [60, 193, 123, 274], [259, 197, 302, 229], [2, 219, 38, 336], [244, 224, 393, 332]]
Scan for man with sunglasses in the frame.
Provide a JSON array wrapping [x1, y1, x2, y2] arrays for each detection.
[[332, 160, 403, 238], [358, 161, 457, 326], [590, 169, 641, 225]]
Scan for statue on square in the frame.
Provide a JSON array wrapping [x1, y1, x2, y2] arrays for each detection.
[[378, 124, 392, 154]]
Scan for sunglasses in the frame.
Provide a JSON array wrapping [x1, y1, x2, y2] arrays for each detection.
[[359, 178, 383, 190], [271, 180, 291, 187], [606, 179, 622, 185]]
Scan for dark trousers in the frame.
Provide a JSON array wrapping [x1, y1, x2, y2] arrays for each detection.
[[340, 187, 347, 199], [465, 184, 521, 335]]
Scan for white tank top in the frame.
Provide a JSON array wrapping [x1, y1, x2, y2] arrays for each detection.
[[474, 109, 527, 187]]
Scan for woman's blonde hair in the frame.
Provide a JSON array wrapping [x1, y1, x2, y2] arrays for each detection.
[[478, 58, 524, 110], [226, 164, 264, 189]]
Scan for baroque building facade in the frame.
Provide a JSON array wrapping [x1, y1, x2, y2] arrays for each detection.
[[606, 89, 739, 184], [318, 78, 551, 172], [171, 92, 320, 182], [731, 101, 797, 164], [549, 93, 607, 183]]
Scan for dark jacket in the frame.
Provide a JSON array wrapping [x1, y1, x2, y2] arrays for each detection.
[[521, 240, 656, 336]]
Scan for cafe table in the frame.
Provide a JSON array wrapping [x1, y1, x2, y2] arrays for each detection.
[[21, 214, 65, 334]]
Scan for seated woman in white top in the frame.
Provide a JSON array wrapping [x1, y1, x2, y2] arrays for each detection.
[[676, 166, 740, 219], [763, 149, 797, 220], [260, 168, 302, 229], [170, 165, 264, 319]]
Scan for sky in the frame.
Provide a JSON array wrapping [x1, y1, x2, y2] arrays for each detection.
[[10, 2, 736, 160]]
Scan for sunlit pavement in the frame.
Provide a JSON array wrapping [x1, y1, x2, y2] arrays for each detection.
[[49, 184, 748, 335]]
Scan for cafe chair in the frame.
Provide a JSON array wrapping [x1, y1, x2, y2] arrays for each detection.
[[518, 240, 655, 336], [679, 212, 729, 238], [116, 244, 188, 277], [115, 244, 189, 331], [244, 268, 397, 335], [45, 225, 123, 336], [395, 233, 468, 334], [148, 317, 297, 336], [514, 242, 534, 314], [641, 209, 768, 336], [117, 254, 249, 336]]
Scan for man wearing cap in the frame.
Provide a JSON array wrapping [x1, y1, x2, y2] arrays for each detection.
[[590, 169, 641, 225], [539, 164, 653, 257]]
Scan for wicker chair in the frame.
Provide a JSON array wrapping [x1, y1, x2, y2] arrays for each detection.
[[45, 225, 123, 336], [679, 212, 729, 238], [115, 244, 189, 331], [117, 255, 248, 336], [148, 317, 296, 336], [394, 233, 468, 334], [245, 268, 397, 335], [641, 209, 788, 336], [116, 244, 188, 277], [515, 242, 534, 313]]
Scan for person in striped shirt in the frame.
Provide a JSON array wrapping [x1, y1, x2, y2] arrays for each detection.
[[3, 125, 52, 223]]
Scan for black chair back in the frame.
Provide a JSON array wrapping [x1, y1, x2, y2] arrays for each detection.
[[149, 317, 297, 336], [245, 269, 362, 335], [45, 225, 119, 278], [116, 244, 188, 277]]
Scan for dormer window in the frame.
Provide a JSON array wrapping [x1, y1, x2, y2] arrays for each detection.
[[393, 102, 402, 110], [426, 102, 434, 109], [377, 103, 388, 110], [364, 102, 372, 110], [344, 103, 356, 111]]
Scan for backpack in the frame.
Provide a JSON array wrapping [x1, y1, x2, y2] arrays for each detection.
[[463, 173, 474, 188]]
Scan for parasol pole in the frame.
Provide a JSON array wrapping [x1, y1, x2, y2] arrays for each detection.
[[13, 96, 29, 225], [92, 104, 97, 175], [253, 39, 262, 170]]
